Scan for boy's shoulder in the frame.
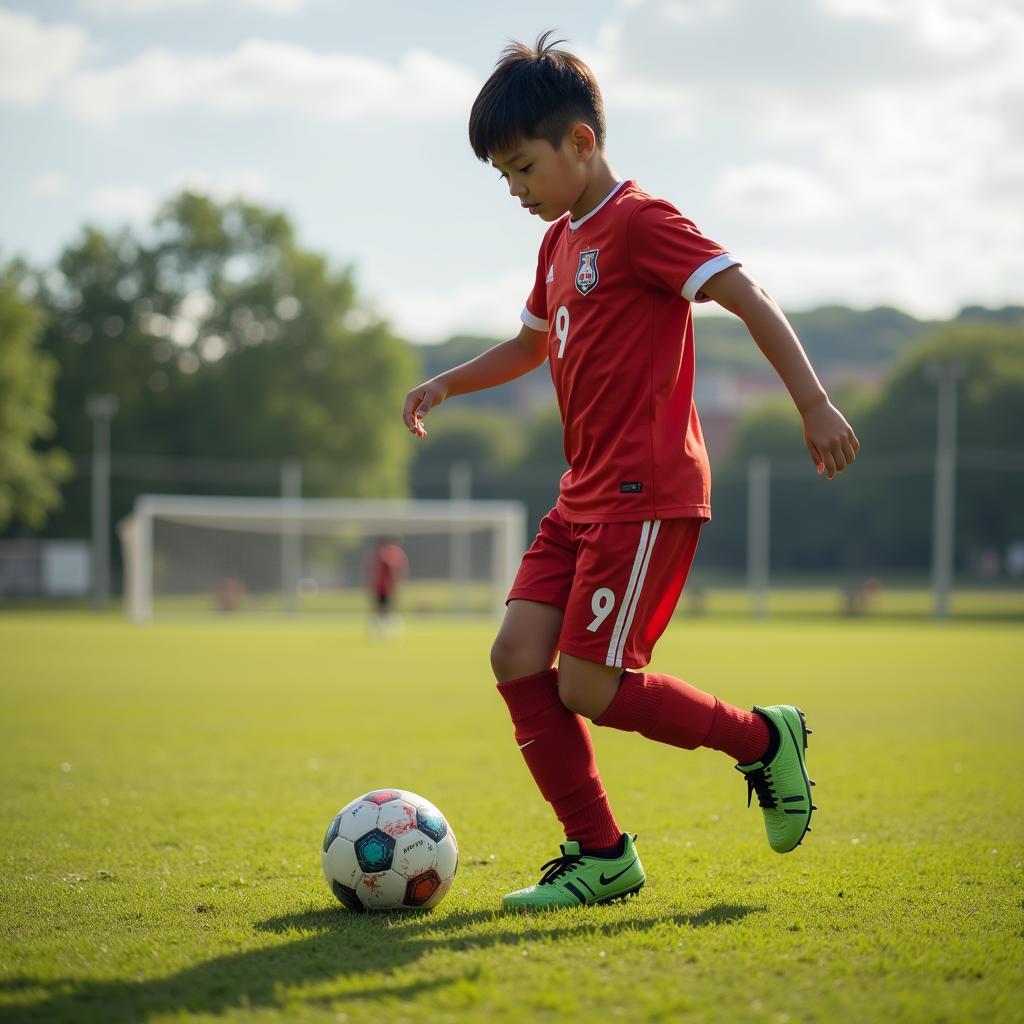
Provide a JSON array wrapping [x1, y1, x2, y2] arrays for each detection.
[[554, 182, 688, 237], [584, 180, 680, 231], [614, 181, 689, 226], [535, 182, 695, 259], [614, 184, 713, 260]]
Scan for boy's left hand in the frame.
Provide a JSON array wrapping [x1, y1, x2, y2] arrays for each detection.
[[801, 397, 860, 480]]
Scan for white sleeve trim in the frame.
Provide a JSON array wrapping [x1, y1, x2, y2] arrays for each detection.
[[521, 307, 548, 332], [681, 253, 741, 303]]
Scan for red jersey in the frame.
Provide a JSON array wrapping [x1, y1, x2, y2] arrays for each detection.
[[521, 180, 739, 523], [367, 544, 407, 594]]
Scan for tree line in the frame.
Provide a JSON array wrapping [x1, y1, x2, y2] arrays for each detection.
[[409, 317, 1024, 580], [2, 192, 415, 546], [2, 192, 1023, 580]]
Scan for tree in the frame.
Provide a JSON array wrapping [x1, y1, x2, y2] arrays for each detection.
[[0, 266, 71, 531], [851, 320, 1024, 570], [413, 406, 526, 470], [406, 401, 565, 532], [711, 320, 1024, 577], [33, 192, 418, 545]]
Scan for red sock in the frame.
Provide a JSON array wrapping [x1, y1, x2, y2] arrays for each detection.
[[496, 669, 621, 849], [594, 671, 770, 765]]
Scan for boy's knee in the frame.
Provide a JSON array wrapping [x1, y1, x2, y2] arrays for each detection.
[[489, 632, 550, 683], [557, 671, 608, 718], [488, 635, 513, 681], [557, 656, 623, 720], [556, 672, 588, 716]]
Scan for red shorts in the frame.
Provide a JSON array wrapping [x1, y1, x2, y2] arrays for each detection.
[[507, 506, 703, 670]]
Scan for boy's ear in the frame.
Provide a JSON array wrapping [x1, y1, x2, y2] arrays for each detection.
[[567, 122, 597, 161]]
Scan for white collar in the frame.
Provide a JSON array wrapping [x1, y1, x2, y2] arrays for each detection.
[[568, 180, 626, 231]]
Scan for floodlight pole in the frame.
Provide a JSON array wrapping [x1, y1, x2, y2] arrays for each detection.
[[925, 360, 964, 621], [748, 457, 770, 618], [86, 394, 119, 611], [280, 459, 302, 613], [450, 461, 471, 612]]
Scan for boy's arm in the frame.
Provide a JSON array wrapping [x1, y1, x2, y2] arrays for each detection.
[[700, 266, 860, 479], [402, 323, 548, 437]]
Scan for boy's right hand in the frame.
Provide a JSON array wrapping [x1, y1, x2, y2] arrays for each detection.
[[402, 377, 449, 438]]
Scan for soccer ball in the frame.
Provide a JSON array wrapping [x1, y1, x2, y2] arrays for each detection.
[[321, 789, 458, 911]]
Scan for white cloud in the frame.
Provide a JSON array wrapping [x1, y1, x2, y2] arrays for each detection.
[[28, 171, 71, 198], [0, 8, 90, 105], [79, 0, 312, 14], [740, 233, 1024, 321], [383, 271, 529, 345], [168, 169, 271, 202], [86, 185, 158, 223], [713, 164, 839, 225], [743, 243, 930, 315], [4, 0, 1020, 325], [607, 0, 1006, 97], [84, 170, 270, 226], [591, 0, 1024, 316], [61, 40, 478, 124]]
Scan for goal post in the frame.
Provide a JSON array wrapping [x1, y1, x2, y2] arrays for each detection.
[[120, 495, 528, 622]]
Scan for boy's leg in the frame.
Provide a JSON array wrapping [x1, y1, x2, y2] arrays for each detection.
[[591, 670, 814, 853], [493, 600, 647, 909], [555, 517, 766, 758], [492, 599, 622, 851], [559, 653, 768, 764], [557, 517, 813, 854]]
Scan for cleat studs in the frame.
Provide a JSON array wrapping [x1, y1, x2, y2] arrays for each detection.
[[809, 780, 816, 786], [811, 805, 818, 811]]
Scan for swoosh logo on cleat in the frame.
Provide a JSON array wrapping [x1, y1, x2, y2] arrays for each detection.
[[599, 859, 637, 886], [784, 719, 802, 754]]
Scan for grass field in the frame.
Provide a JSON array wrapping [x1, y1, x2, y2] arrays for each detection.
[[139, 583, 1024, 621], [1, 609, 1022, 1023]]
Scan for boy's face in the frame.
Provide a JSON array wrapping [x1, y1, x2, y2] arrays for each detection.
[[490, 133, 589, 222]]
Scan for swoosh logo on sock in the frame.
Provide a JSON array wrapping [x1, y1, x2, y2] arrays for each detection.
[[599, 858, 637, 886], [518, 739, 535, 750]]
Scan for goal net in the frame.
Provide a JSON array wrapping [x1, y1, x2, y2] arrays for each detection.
[[119, 495, 527, 621]]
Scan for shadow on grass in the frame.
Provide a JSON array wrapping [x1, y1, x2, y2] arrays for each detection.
[[0, 900, 762, 1022]]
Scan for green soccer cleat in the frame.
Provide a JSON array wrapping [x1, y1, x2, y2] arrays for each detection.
[[736, 705, 816, 853], [501, 833, 646, 909]]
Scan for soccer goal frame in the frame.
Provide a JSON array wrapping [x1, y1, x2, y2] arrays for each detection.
[[120, 494, 527, 622]]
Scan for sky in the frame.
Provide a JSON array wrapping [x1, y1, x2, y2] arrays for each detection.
[[1, 0, 1022, 343]]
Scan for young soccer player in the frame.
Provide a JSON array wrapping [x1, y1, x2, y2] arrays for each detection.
[[402, 33, 859, 909], [366, 538, 408, 637]]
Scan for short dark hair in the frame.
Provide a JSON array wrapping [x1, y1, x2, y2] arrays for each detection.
[[468, 31, 606, 163]]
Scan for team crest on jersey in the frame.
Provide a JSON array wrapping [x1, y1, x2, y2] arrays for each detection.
[[575, 249, 600, 295]]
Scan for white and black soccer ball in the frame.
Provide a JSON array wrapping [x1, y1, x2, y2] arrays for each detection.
[[321, 789, 458, 911]]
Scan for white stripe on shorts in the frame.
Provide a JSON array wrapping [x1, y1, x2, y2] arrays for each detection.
[[605, 520, 661, 668]]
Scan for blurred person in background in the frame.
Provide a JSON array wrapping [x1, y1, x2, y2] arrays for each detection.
[[366, 537, 408, 637]]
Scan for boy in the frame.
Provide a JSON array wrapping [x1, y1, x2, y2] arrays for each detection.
[[402, 33, 859, 909], [366, 537, 407, 637]]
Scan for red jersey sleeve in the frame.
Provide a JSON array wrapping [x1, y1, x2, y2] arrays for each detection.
[[627, 199, 740, 303]]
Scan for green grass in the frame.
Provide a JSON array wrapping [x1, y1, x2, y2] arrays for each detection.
[[1, 611, 1022, 1023], [679, 585, 1024, 621]]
